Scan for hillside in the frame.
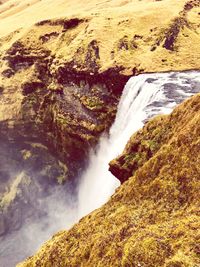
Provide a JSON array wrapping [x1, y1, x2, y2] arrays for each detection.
[[1, 0, 200, 74], [18, 92, 200, 267], [1, 0, 199, 237], [0, 0, 199, 265]]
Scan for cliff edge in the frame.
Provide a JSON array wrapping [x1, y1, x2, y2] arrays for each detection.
[[18, 92, 200, 267], [0, 0, 200, 254]]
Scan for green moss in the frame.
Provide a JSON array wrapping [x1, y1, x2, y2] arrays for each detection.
[[123, 152, 144, 168], [18, 94, 200, 267], [80, 95, 104, 110], [141, 140, 159, 151]]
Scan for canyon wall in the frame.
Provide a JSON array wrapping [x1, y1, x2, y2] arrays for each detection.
[[0, 0, 200, 259], [18, 92, 200, 267]]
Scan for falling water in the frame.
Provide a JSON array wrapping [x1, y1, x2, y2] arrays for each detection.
[[78, 71, 200, 218], [1, 71, 200, 267]]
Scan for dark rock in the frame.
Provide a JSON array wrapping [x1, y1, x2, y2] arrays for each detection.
[[22, 81, 45, 95], [63, 18, 84, 30], [39, 32, 59, 43], [2, 68, 14, 78]]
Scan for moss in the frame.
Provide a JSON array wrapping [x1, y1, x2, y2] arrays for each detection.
[[21, 149, 32, 160], [141, 140, 159, 152], [18, 93, 200, 267], [80, 95, 104, 111], [122, 236, 171, 267]]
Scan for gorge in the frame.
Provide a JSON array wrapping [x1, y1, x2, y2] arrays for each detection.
[[18, 71, 200, 267], [0, 0, 199, 266], [1, 71, 200, 266]]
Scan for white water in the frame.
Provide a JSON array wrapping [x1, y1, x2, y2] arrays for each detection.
[[1, 71, 200, 267], [78, 71, 200, 218]]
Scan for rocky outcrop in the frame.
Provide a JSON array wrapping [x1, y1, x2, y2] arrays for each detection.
[[0, 34, 120, 236], [0, 18, 125, 237], [109, 115, 172, 183], [18, 93, 200, 267], [0, 0, 200, 249]]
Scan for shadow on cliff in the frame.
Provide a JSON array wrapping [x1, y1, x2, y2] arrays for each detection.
[[0, 131, 78, 266]]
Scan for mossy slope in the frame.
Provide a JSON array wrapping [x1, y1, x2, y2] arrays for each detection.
[[18, 93, 200, 267], [0, 0, 200, 261]]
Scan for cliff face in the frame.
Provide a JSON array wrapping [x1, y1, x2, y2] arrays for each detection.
[[109, 92, 200, 183], [0, 0, 200, 245], [18, 93, 200, 267], [0, 5, 121, 237], [0, 28, 119, 235]]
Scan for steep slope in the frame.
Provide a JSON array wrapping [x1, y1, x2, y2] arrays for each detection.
[[18, 93, 200, 267], [0, 0, 200, 254], [109, 88, 200, 183]]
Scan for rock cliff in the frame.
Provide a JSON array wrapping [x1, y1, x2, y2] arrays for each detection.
[[0, 0, 200, 251], [19, 92, 200, 267]]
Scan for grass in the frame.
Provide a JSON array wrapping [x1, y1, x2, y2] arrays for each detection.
[[0, 0, 200, 76], [18, 93, 200, 267]]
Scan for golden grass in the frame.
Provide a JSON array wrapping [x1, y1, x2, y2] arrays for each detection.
[[0, 0, 200, 76], [18, 93, 200, 267], [0, 1, 199, 265]]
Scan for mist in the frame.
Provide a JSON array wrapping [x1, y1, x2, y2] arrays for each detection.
[[0, 71, 200, 267], [77, 71, 200, 219], [0, 182, 78, 266]]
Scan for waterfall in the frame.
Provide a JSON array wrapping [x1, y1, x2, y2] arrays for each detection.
[[1, 71, 199, 267], [78, 71, 200, 218]]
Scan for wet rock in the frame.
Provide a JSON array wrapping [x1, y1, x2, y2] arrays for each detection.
[[0, 136, 70, 236], [22, 81, 45, 95], [0, 214, 7, 236], [1, 68, 14, 78]]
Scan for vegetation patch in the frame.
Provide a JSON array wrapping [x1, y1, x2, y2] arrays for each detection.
[[18, 93, 200, 267]]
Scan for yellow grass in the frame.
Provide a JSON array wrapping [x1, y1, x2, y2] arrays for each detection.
[[0, 0, 200, 75], [18, 93, 200, 267]]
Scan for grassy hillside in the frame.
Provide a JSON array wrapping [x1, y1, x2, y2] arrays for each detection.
[[18, 93, 200, 267], [0, 0, 200, 75], [0, 0, 199, 264]]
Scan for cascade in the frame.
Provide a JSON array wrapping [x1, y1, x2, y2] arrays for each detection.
[[78, 71, 200, 218], [1, 71, 200, 267]]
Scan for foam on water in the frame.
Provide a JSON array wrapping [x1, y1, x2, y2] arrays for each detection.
[[78, 71, 200, 218]]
